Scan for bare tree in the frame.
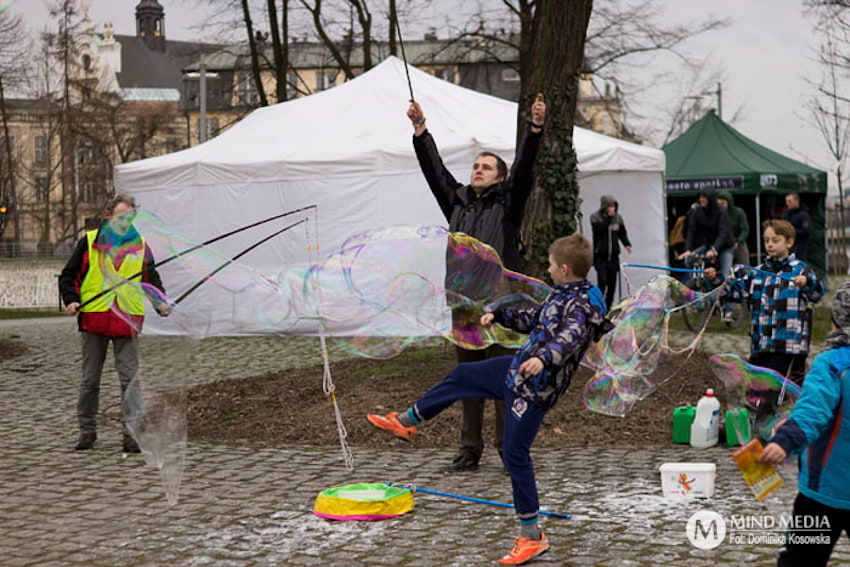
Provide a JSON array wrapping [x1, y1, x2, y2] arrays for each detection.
[[0, 7, 29, 242], [807, 17, 850, 271]]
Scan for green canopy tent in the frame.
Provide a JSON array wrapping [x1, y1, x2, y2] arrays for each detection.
[[663, 110, 827, 278]]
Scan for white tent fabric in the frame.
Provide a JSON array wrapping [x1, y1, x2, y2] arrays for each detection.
[[116, 57, 666, 336]]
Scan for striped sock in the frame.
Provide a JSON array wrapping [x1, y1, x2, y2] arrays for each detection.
[[397, 408, 420, 427], [520, 517, 541, 540]]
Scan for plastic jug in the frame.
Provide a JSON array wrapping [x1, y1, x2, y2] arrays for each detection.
[[672, 406, 695, 444], [690, 389, 720, 448], [725, 408, 752, 447]]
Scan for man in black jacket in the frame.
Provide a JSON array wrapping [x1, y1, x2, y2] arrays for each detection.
[[590, 195, 632, 309], [678, 189, 734, 283], [407, 96, 545, 472], [784, 192, 812, 261]]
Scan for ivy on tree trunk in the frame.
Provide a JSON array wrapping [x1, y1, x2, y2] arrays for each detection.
[[518, 0, 593, 278]]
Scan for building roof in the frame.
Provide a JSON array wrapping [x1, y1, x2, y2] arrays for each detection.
[[182, 37, 520, 72], [114, 34, 220, 90]]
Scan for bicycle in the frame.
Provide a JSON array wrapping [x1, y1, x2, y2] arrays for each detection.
[[680, 253, 747, 332]]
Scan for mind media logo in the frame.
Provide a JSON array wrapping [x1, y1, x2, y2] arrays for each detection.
[[686, 510, 726, 549]]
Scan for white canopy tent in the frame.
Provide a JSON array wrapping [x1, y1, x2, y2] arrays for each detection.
[[116, 57, 666, 336]]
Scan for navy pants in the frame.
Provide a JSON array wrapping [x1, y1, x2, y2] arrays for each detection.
[[413, 356, 547, 519]]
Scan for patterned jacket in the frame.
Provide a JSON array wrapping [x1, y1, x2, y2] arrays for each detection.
[[493, 280, 611, 409], [726, 254, 825, 355]]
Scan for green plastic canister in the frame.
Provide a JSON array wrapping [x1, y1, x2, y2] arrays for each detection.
[[725, 408, 751, 447], [672, 406, 696, 444]]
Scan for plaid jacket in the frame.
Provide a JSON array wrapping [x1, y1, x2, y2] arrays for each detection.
[[493, 280, 611, 409], [726, 254, 825, 355]]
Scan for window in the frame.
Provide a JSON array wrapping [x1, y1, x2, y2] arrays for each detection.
[[34, 177, 49, 202], [501, 68, 520, 82], [196, 117, 220, 141], [82, 54, 92, 71], [236, 73, 259, 106], [77, 141, 95, 165], [315, 70, 337, 91], [434, 68, 456, 83], [34, 136, 48, 167], [287, 71, 304, 96], [79, 180, 98, 203]]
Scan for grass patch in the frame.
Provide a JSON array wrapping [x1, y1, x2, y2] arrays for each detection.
[[0, 308, 64, 319]]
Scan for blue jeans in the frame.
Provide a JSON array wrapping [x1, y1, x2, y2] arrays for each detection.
[[413, 356, 547, 519]]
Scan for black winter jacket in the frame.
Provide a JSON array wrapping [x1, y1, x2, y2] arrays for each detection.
[[590, 195, 631, 262], [784, 204, 812, 260], [412, 128, 542, 271], [685, 190, 734, 253]]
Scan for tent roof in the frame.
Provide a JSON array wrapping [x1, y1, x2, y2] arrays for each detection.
[[116, 57, 664, 191], [663, 110, 826, 194]]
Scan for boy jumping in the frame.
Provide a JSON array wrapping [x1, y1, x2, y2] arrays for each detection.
[[367, 233, 612, 565]]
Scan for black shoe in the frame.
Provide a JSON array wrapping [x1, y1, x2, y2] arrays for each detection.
[[445, 454, 479, 472], [75, 432, 97, 451], [122, 434, 141, 454]]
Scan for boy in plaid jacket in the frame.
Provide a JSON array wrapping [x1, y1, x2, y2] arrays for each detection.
[[707, 219, 825, 383]]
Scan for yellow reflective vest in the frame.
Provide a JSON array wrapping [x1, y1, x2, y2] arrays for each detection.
[[79, 229, 146, 315]]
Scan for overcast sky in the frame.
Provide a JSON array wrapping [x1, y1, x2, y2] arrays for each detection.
[[7, 0, 840, 192]]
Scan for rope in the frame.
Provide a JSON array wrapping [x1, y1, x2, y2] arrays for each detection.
[[321, 332, 354, 471], [306, 212, 353, 471]]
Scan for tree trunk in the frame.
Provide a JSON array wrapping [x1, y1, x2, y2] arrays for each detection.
[[241, 0, 270, 106], [268, 0, 288, 102], [519, 0, 593, 276], [388, 0, 397, 56]]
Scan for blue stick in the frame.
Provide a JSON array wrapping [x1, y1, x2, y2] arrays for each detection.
[[389, 483, 571, 520], [622, 262, 796, 282], [621, 263, 702, 274]]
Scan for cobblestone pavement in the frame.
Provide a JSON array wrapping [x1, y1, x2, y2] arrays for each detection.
[[2, 317, 849, 566]]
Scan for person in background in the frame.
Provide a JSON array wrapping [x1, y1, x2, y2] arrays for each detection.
[[717, 191, 750, 265], [783, 192, 812, 261], [678, 189, 734, 283], [590, 195, 632, 309]]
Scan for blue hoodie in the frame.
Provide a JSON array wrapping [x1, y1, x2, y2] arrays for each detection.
[[770, 346, 850, 510]]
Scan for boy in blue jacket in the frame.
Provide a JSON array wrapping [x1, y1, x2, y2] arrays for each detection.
[[759, 281, 850, 567], [367, 233, 612, 566]]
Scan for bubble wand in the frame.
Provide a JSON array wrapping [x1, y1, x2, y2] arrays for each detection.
[[77, 205, 317, 309]]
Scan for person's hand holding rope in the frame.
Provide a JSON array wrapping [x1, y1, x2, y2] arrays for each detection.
[[407, 101, 426, 137], [531, 93, 546, 132]]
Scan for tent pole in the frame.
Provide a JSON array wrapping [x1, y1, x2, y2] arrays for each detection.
[[755, 195, 762, 263]]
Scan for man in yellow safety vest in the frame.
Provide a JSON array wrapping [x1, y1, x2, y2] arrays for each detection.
[[59, 194, 170, 453]]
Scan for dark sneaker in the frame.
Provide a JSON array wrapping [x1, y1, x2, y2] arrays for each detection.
[[122, 434, 141, 454], [75, 432, 97, 451], [445, 454, 480, 472]]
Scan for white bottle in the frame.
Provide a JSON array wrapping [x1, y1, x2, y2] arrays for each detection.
[[690, 388, 720, 448]]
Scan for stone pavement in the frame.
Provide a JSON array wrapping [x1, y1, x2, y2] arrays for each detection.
[[2, 317, 850, 566]]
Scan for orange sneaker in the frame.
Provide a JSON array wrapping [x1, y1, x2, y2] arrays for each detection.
[[498, 533, 550, 565], [366, 412, 417, 441]]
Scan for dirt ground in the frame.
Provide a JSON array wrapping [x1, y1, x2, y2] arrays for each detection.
[[188, 344, 724, 449]]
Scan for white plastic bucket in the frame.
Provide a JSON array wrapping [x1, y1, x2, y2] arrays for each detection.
[[659, 462, 716, 498]]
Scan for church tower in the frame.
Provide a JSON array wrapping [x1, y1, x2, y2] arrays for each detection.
[[135, 0, 166, 52]]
